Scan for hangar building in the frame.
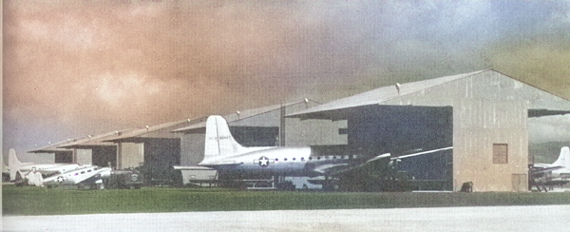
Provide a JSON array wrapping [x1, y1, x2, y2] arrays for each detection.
[[289, 70, 570, 192], [28, 99, 344, 187], [56, 130, 133, 167]]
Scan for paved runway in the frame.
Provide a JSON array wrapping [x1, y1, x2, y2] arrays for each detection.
[[3, 205, 569, 232]]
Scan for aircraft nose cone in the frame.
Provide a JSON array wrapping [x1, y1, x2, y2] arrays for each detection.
[[100, 168, 112, 178]]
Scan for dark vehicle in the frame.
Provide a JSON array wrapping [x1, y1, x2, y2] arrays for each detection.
[[105, 170, 143, 189]]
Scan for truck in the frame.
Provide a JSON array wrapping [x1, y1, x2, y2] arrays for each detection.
[[105, 170, 144, 189]]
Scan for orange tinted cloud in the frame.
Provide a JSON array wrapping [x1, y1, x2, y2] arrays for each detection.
[[4, 0, 570, 156]]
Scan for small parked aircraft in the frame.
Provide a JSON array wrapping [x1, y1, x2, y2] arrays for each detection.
[[42, 165, 112, 188], [530, 146, 570, 191], [8, 149, 81, 182], [8, 149, 111, 188]]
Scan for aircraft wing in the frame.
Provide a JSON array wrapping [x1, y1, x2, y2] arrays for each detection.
[[312, 163, 350, 175], [36, 170, 61, 179], [328, 147, 453, 177], [530, 165, 564, 175], [173, 166, 216, 171], [327, 153, 392, 176], [394, 147, 453, 159]]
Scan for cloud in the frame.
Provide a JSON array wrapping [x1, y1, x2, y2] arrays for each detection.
[[85, 73, 164, 108], [529, 115, 570, 144], [3, 0, 570, 157]]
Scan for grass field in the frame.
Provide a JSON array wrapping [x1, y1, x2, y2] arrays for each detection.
[[3, 185, 570, 215]]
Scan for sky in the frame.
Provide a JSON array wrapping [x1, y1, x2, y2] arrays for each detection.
[[3, 0, 570, 162]]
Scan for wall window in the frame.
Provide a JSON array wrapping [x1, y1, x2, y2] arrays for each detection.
[[493, 143, 508, 164]]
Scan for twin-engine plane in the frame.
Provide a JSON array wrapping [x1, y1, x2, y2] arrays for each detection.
[[7, 149, 111, 188]]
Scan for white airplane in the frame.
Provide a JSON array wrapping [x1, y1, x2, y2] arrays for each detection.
[[41, 165, 112, 188], [8, 149, 111, 188], [175, 115, 452, 186], [2, 156, 10, 182], [8, 149, 81, 182], [531, 146, 570, 189]]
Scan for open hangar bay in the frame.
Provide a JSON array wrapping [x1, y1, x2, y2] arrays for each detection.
[[28, 70, 570, 192]]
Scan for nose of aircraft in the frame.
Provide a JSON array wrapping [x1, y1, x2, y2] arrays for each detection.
[[100, 167, 112, 178]]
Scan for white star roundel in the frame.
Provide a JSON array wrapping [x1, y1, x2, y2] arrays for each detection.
[[258, 156, 270, 167]]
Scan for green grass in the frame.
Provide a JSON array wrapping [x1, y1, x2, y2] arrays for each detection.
[[3, 185, 570, 215]]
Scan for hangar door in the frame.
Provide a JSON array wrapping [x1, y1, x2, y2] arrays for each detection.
[[512, 174, 527, 192], [347, 105, 453, 190], [143, 138, 181, 185]]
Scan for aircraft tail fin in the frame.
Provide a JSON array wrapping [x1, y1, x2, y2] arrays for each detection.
[[2, 154, 9, 173], [552, 146, 570, 168], [8, 149, 22, 181], [203, 115, 244, 159]]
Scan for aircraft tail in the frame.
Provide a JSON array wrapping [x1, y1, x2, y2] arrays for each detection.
[[2, 154, 9, 173], [552, 146, 570, 168], [8, 149, 23, 181], [203, 115, 245, 160]]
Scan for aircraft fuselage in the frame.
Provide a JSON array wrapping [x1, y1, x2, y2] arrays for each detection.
[[201, 147, 361, 177]]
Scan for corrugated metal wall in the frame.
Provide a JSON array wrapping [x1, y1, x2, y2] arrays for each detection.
[[453, 99, 528, 192]]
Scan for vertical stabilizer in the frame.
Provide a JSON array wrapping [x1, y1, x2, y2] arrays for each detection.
[[2, 154, 9, 173], [8, 149, 23, 181], [204, 115, 244, 159], [553, 146, 570, 168]]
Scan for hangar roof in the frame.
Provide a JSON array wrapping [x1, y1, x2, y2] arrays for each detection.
[[288, 70, 570, 120], [58, 129, 132, 149], [172, 99, 319, 133], [30, 120, 195, 152], [28, 129, 135, 152], [103, 119, 195, 143], [28, 140, 77, 154], [32, 99, 317, 149]]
